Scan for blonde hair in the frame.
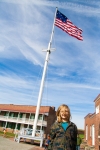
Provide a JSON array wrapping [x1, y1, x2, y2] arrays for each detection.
[[56, 104, 71, 122]]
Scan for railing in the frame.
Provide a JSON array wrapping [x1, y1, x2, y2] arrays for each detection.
[[14, 128, 44, 147], [17, 128, 44, 137], [0, 115, 47, 126]]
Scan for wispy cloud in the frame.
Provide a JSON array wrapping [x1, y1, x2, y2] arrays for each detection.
[[0, 0, 100, 129]]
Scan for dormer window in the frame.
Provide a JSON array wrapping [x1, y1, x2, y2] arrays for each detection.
[[96, 105, 99, 114]]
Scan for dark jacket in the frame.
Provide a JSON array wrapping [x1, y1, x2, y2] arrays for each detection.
[[48, 121, 77, 150]]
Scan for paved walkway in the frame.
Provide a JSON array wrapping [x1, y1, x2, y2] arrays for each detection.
[[0, 136, 84, 150], [0, 136, 44, 150]]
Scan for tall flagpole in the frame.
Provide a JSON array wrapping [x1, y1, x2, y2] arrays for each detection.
[[32, 7, 58, 137]]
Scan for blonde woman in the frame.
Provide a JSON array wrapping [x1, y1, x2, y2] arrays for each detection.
[[48, 104, 77, 150]]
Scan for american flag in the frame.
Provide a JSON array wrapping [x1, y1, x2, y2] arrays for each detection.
[[55, 10, 83, 41]]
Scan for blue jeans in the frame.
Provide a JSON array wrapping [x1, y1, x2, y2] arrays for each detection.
[[76, 145, 80, 150]]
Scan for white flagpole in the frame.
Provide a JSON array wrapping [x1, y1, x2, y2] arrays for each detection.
[[32, 7, 58, 137]]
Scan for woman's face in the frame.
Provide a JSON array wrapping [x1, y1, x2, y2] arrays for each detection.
[[60, 107, 69, 121]]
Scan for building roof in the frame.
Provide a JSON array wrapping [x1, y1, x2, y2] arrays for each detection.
[[0, 104, 54, 113], [94, 94, 100, 102], [84, 113, 93, 118]]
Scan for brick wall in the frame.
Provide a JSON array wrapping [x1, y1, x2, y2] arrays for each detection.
[[84, 94, 100, 150]]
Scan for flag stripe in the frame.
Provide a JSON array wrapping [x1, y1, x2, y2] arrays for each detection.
[[55, 10, 83, 40]]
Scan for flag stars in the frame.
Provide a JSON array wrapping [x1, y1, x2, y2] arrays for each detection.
[[56, 10, 67, 22]]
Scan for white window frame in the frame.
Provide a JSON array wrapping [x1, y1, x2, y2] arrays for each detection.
[[86, 125, 88, 141], [96, 105, 99, 114], [90, 125, 91, 137], [92, 124, 95, 145]]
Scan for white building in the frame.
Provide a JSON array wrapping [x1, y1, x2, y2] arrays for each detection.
[[0, 104, 56, 136]]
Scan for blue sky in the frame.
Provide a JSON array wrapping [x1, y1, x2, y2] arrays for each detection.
[[0, 0, 100, 129]]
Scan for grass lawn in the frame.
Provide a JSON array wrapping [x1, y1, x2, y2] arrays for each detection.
[[0, 131, 15, 138], [79, 134, 84, 139]]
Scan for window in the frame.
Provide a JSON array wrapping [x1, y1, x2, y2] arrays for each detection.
[[17, 124, 21, 130], [96, 105, 99, 114], [2, 121, 6, 127], [30, 114, 35, 119], [86, 125, 88, 140], [98, 123, 100, 135], [90, 126, 91, 137], [19, 113, 23, 118], [4, 112, 9, 116], [92, 124, 95, 145], [9, 112, 14, 117], [38, 114, 42, 120]]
